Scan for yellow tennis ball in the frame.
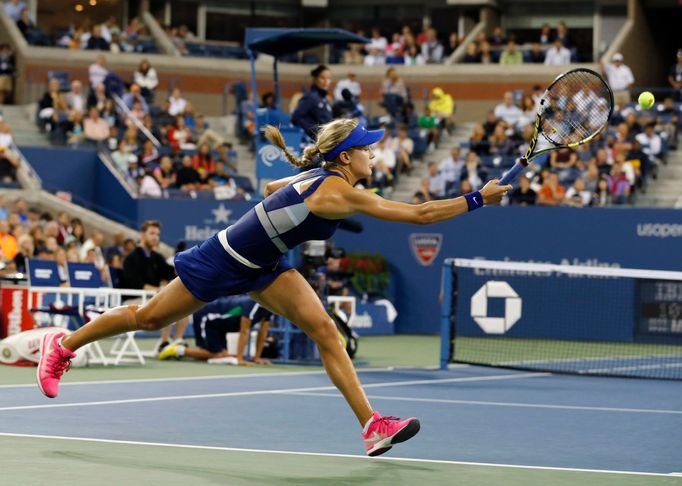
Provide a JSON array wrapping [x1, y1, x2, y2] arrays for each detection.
[[638, 91, 655, 110]]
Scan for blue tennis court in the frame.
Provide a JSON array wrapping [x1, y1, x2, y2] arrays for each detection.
[[2, 364, 681, 484]]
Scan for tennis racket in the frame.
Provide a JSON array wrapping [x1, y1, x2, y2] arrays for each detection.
[[498, 68, 614, 185]]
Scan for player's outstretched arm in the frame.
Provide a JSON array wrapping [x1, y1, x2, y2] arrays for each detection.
[[308, 177, 511, 224]]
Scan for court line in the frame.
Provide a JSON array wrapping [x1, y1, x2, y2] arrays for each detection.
[[0, 432, 674, 477], [0, 372, 547, 412], [0, 366, 422, 389], [286, 392, 682, 415]]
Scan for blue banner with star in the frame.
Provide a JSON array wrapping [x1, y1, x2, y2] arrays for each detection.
[[137, 199, 255, 247]]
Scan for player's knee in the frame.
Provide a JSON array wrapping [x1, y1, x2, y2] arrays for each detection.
[[134, 307, 167, 331], [308, 317, 341, 350]]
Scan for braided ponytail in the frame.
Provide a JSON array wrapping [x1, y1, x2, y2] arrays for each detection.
[[263, 125, 313, 168]]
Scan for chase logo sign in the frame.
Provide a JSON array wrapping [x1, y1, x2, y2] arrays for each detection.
[[471, 281, 522, 334], [409, 233, 442, 266]]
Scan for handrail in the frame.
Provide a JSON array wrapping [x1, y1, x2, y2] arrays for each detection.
[[111, 93, 161, 148]]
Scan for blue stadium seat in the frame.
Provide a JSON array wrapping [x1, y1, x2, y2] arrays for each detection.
[[386, 56, 405, 65]]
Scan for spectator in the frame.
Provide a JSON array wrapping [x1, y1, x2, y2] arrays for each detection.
[[583, 161, 601, 193], [133, 58, 158, 102], [539, 24, 552, 45], [469, 122, 489, 155], [509, 175, 537, 206], [500, 39, 523, 65], [207, 162, 237, 192], [215, 143, 238, 174], [0, 43, 15, 104], [4, 0, 25, 22], [626, 139, 651, 189], [607, 162, 631, 204], [668, 49, 682, 102], [462, 43, 480, 63], [372, 136, 397, 177], [138, 139, 159, 166], [79, 230, 105, 268], [602, 53, 635, 108], [0, 146, 19, 183], [86, 25, 110, 51], [193, 143, 216, 181], [439, 147, 465, 194], [87, 82, 108, 111], [537, 172, 566, 205], [167, 87, 187, 116], [167, 115, 195, 152], [565, 178, 592, 207], [489, 123, 514, 155], [16, 8, 49, 46], [12, 233, 34, 273], [176, 154, 202, 191], [0, 218, 19, 264], [364, 27, 387, 66], [494, 92, 523, 127], [397, 102, 418, 129], [635, 122, 662, 166], [343, 43, 364, 65], [421, 28, 444, 64], [404, 45, 426, 66], [460, 151, 487, 191], [138, 167, 163, 198], [332, 88, 360, 119], [66, 80, 86, 115], [428, 87, 455, 133], [381, 67, 408, 119], [385, 33, 403, 58], [123, 83, 149, 113], [549, 146, 578, 183], [593, 176, 611, 207], [291, 65, 333, 140], [555, 21, 571, 48], [153, 155, 176, 190], [479, 41, 494, 64], [418, 107, 440, 149], [37, 79, 61, 130], [122, 125, 140, 153], [443, 32, 460, 59], [333, 70, 361, 103], [517, 95, 536, 129], [88, 55, 108, 89], [528, 42, 545, 64], [111, 139, 135, 173], [488, 26, 507, 47], [83, 106, 109, 143], [420, 161, 446, 200], [544, 38, 571, 66], [387, 126, 414, 174]]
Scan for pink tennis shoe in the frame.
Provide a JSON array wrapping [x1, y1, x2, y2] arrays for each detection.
[[37, 332, 76, 398], [362, 411, 420, 456]]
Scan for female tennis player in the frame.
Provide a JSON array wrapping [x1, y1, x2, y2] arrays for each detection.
[[37, 118, 511, 456]]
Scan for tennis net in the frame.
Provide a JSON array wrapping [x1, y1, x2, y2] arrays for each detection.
[[440, 258, 682, 380]]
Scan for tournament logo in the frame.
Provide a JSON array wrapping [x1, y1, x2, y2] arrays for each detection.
[[409, 233, 443, 266], [257, 145, 297, 167]]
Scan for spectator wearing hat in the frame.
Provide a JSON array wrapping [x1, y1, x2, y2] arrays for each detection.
[[333, 71, 361, 103], [668, 49, 682, 102], [602, 53, 634, 109]]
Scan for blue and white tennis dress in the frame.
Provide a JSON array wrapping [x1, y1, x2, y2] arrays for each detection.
[[174, 168, 343, 302]]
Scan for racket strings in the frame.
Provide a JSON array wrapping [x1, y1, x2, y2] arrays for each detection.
[[540, 70, 612, 145]]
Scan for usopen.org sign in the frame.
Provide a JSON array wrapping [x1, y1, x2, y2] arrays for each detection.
[[636, 223, 682, 238]]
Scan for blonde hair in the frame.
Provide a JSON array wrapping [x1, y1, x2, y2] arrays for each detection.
[[263, 119, 358, 168]]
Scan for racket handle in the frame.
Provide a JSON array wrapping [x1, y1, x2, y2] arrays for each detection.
[[498, 158, 529, 186]]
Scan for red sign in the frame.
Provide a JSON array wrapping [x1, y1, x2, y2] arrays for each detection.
[[1, 286, 37, 338]]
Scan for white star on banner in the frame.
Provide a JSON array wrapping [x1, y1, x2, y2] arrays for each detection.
[[211, 203, 232, 224]]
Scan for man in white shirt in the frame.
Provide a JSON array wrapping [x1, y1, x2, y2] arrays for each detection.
[[438, 147, 465, 192], [603, 53, 635, 109], [635, 122, 662, 163], [494, 91, 523, 127], [168, 87, 188, 116], [66, 80, 86, 115], [544, 39, 571, 66], [88, 54, 108, 89], [333, 71, 361, 102]]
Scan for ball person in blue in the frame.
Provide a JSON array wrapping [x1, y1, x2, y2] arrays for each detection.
[[37, 118, 511, 456]]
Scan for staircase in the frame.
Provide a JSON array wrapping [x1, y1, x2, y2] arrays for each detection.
[[0, 103, 51, 147], [203, 114, 256, 181], [389, 123, 474, 202], [636, 147, 682, 208]]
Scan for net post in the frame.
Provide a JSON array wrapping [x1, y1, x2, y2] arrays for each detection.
[[440, 258, 455, 369]]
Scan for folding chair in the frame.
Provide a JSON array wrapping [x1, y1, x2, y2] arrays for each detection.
[[66, 262, 148, 366], [27, 259, 109, 366]]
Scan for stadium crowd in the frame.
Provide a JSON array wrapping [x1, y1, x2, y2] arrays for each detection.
[[415, 53, 679, 206]]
